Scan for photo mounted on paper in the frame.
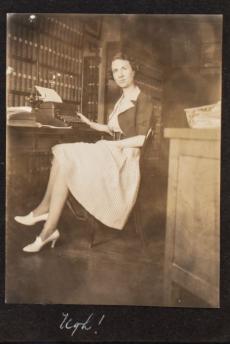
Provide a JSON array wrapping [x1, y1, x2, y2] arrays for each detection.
[[6, 13, 221, 308]]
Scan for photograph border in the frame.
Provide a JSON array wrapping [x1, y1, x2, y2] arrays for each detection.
[[1, 0, 230, 343]]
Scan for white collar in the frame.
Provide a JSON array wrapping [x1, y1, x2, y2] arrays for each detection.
[[111, 86, 140, 117], [117, 86, 140, 114], [123, 85, 141, 102]]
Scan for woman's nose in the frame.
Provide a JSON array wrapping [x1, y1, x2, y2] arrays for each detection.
[[118, 70, 124, 78]]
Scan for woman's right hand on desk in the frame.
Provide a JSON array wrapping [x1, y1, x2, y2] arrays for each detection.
[[76, 112, 91, 126]]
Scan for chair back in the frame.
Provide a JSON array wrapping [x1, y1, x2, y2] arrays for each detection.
[[139, 126, 155, 173]]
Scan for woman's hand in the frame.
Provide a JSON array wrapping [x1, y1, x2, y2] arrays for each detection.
[[76, 112, 91, 126], [76, 112, 112, 135]]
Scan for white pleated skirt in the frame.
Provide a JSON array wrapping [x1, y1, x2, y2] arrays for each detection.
[[52, 140, 141, 230]]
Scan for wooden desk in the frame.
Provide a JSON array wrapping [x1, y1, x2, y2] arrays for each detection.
[[164, 128, 220, 307]]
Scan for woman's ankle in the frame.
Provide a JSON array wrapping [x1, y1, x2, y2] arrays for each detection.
[[33, 206, 49, 217], [40, 228, 55, 241]]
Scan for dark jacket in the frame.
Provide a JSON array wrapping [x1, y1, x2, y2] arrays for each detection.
[[117, 91, 155, 138]]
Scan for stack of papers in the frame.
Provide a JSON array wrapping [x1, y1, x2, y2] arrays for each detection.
[[7, 106, 37, 127], [7, 106, 32, 118], [35, 85, 62, 103], [185, 101, 221, 129]]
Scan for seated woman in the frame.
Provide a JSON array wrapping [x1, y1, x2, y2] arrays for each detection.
[[15, 52, 155, 253]]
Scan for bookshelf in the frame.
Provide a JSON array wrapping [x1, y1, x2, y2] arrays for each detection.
[[7, 14, 85, 113], [82, 55, 100, 121]]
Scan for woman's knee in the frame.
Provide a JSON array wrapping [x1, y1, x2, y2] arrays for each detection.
[[52, 143, 64, 152]]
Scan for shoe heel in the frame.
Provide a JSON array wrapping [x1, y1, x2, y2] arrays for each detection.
[[51, 239, 57, 248]]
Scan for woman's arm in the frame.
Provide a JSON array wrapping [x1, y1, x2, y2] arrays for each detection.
[[108, 135, 145, 148], [89, 122, 112, 135], [77, 112, 112, 135]]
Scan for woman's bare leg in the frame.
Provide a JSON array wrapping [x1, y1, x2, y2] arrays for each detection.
[[33, 158, 59, 216], [39, 167, 69, 241]]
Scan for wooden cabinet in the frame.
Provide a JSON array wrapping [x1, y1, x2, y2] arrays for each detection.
[[164, 128, 220, 307]]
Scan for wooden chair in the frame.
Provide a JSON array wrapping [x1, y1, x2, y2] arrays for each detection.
[[67, 126, 155, 250], [131, 127, 155, 251]]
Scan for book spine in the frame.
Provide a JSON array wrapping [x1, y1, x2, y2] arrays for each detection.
[[24, 27, 29, 60], [44, 35, 48, 66], [31, 61, 37, 89], [11, 61, 17, 93], [28, 62, 32, 92], [76, 21, 80, 49], [60, 73, 64, 99], [13, 34, 18, 58], [28, 30, 33, 61], [43, 66, 47, 88], [8, 92, 13, 107], [21, 61, 26, 92], [25, 62, 29, 93], [48, 36, 52, 67], [39, 33, 44, 66], [32, 39, 37, 63], [7, 57, 13, 92], [67, 77, 71, 101], [70, 75, 75, 102], [56, 40, 60, 71], [16, 60, 21, 91]]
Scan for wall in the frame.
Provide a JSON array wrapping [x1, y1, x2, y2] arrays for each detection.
[[162, 15, 222, 128], [159, 15, 222, 234]]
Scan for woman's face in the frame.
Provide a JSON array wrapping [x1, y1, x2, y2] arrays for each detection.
[[111, 59, 135, 89]]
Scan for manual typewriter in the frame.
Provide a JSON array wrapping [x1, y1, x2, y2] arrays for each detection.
[[27, 86, 88, 128], [36, 101, 86, 128]]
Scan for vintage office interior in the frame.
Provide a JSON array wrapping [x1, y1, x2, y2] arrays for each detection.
[[6, 14, 221, 307]]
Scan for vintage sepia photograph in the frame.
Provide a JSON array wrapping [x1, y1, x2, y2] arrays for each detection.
[[5, 13, 222, 307]]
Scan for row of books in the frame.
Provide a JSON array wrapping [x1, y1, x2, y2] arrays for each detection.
[[10, 15, 84, 48], [8, 58, 35, 92], [86, 100, 98, 121], [36, 79, 82, 104], [7, 56, 83, 101], [86, 63, 99, 83], [84, 63, 99, 96], [82, 56, 99, 120], [8, 32, 83, 75], [7, 93, 28, 107], [43, 16, 84, 47], [8, 72, 82, 104], [7, 15, 99, 116]]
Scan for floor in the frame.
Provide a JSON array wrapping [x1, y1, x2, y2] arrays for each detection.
[[6, 161, 210, 308], [6, 168, 167, 306]]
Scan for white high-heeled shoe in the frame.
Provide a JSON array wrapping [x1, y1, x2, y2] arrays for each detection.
[[15, 211, 49, 226], [22, 229, 60, 253]]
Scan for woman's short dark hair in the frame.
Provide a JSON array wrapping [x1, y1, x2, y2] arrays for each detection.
[[108, 51, 140, 80]]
